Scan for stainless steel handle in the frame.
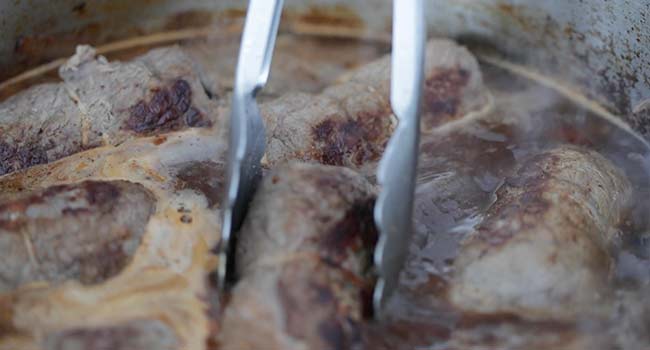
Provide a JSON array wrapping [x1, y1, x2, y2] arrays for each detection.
[[373, 0, 425, 316], [219, 0, 284, 289], [234, 0, 284, 93]]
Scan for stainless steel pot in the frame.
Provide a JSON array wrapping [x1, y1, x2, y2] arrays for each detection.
[[1, 0, 648, 138]]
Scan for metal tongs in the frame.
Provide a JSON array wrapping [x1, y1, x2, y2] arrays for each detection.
[[219, 0, 284, 287], [219, 0, 426, 318], [373, 0, 425, 315]]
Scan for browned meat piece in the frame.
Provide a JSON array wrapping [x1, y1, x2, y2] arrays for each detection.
[[220, 163, 377, 350], [260, 39, 490, 175], [0, 45, 222, 176], [60, 46, 216, 137], [0, 180, 155, 293], [450, 146, 631, 320], [0, 127, 227, 350]]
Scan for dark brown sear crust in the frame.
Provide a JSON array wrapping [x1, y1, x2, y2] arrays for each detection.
[[0, 180, 156, 293], [43, 319, 179, 350], [125, 79, 210, 134], [309, 109, 392, 167], [318, 198, 377, 263], [220, 163, 377, 350]]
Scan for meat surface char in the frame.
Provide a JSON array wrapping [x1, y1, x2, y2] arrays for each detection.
[[220, 163, 377, 350], [450, 146, 631, 319], [0, 45, 222, 176]]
